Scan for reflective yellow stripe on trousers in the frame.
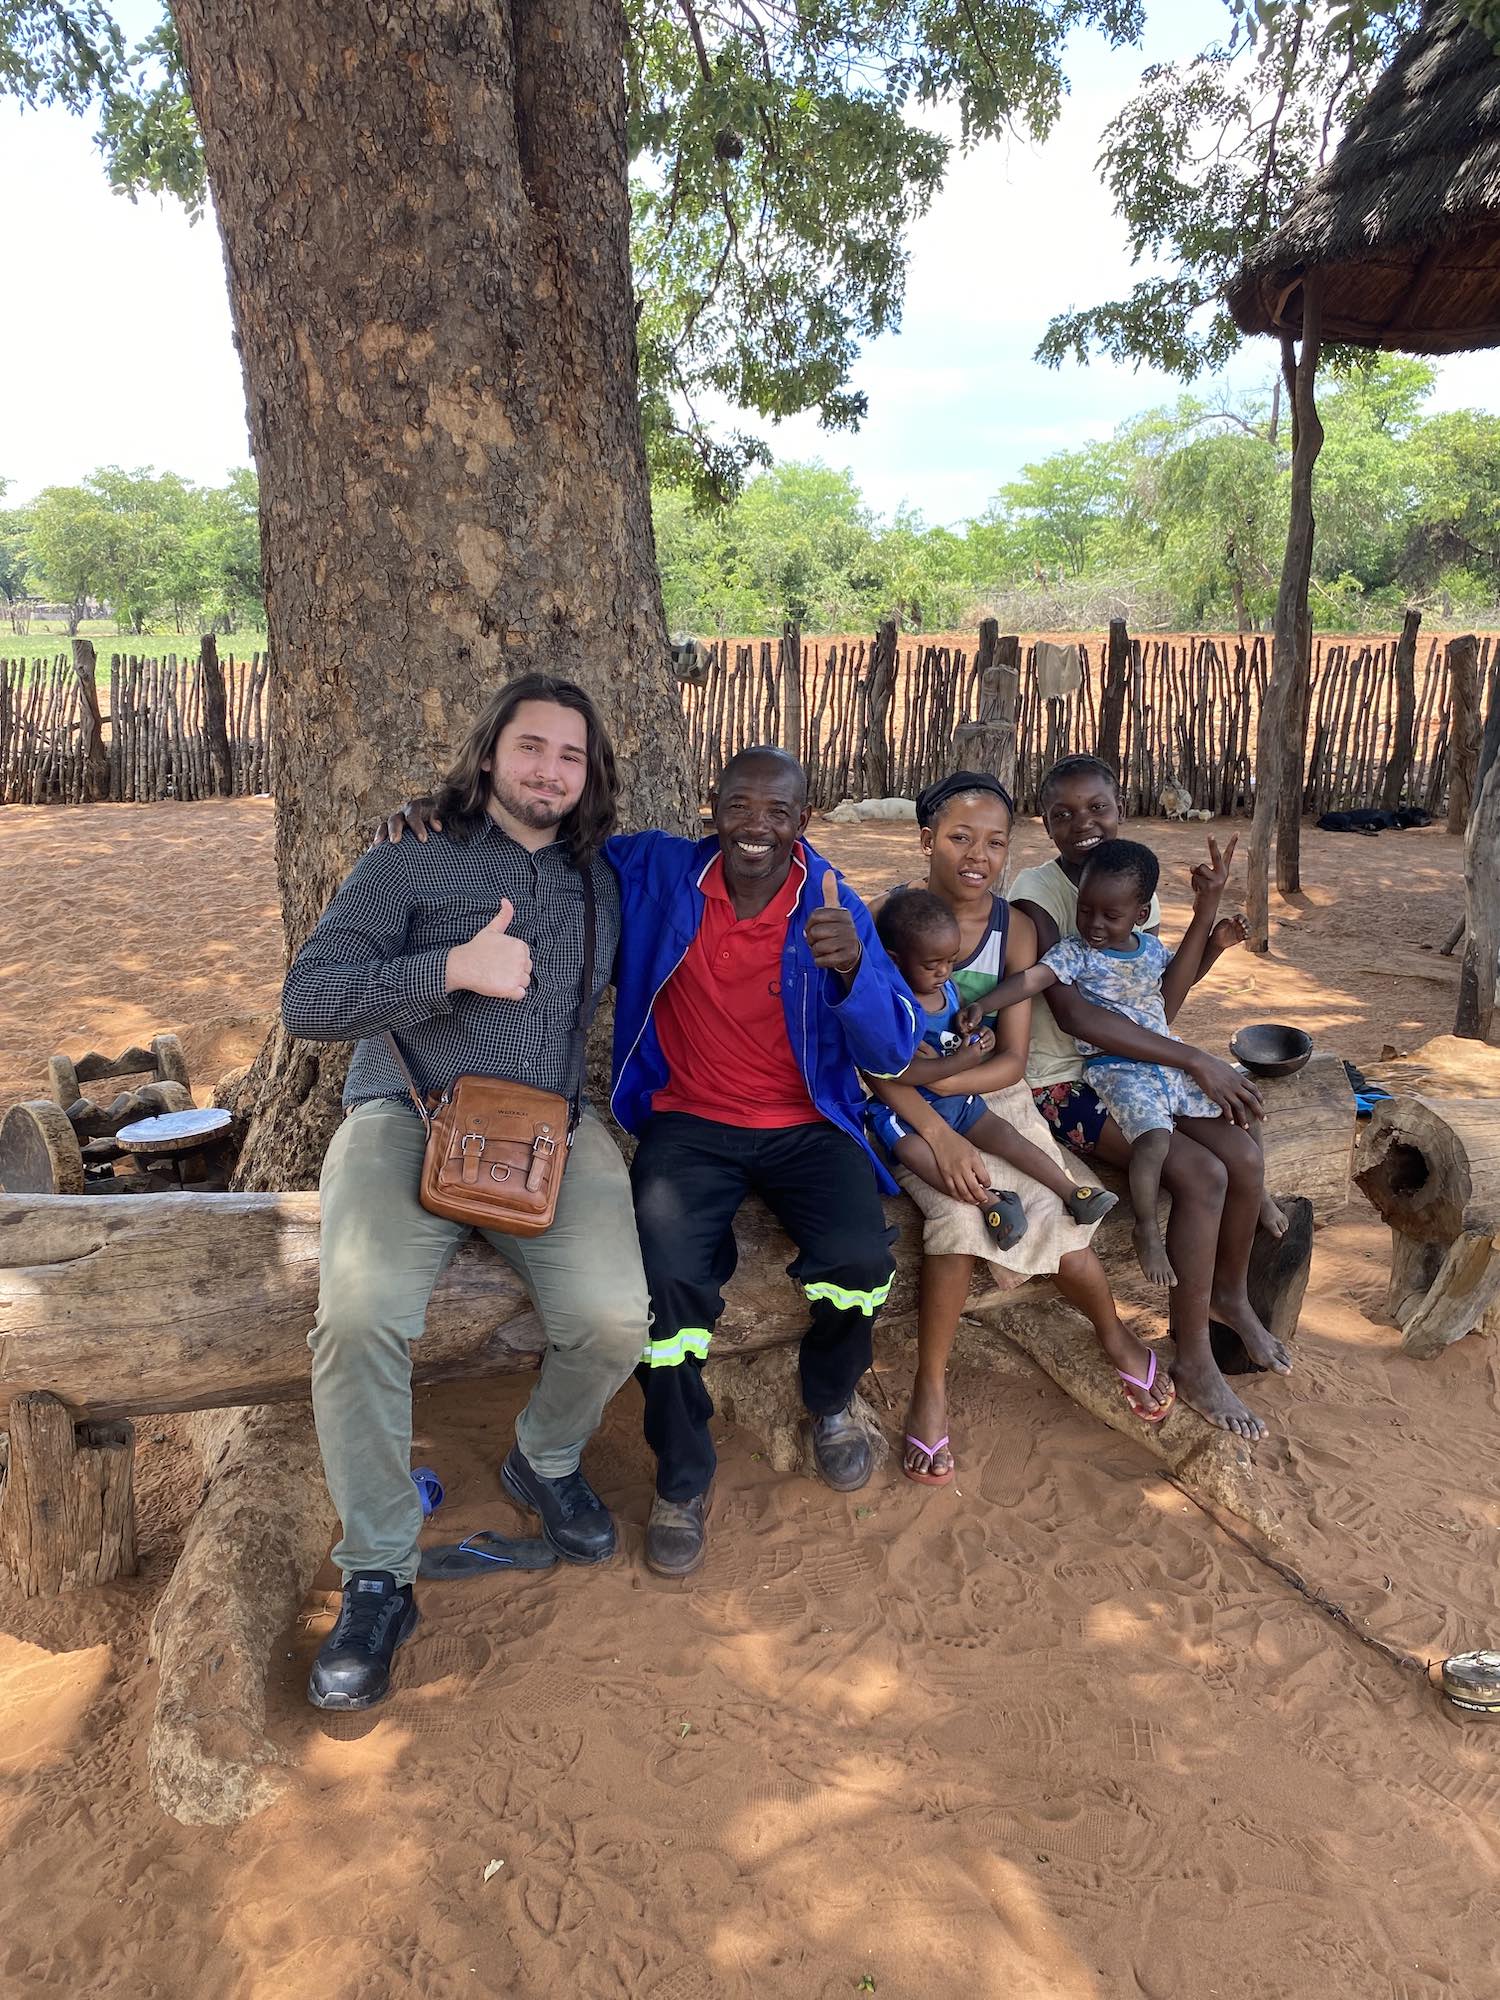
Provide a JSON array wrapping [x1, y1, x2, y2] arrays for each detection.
[[639, 1328, 712, 1368]]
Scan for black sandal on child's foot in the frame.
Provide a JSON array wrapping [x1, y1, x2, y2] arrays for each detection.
[[1066, 1185, 1119, 1227], [982, 1189, 1028, 1250]]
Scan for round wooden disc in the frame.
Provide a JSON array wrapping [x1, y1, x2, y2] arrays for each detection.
[[115, 1108, 232, 1155], [0, 1100, 87, 1194]]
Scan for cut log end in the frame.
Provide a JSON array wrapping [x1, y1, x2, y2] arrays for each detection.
[[1354, 1097, 1477, 1244]]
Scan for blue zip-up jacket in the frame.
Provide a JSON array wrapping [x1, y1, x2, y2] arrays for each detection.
[[604, 832, 921, 1194]]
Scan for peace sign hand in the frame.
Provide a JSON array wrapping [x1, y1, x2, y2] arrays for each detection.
[[1189, 833, 1238, 907]]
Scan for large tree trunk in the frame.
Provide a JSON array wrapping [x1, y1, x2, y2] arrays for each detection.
[[1247, 287, 1323, 950], [170, 0, 696, 1192]]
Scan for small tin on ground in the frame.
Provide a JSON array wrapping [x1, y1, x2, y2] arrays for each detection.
[[1440, 1651, 1500, 1717]]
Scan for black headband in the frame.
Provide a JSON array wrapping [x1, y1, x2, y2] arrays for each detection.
[[915, 770, 1015, 828]]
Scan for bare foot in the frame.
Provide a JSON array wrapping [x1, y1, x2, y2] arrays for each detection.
[[902, 1381, 954, 1480], [1259, 1192, 1289, 1239], [1170, 1348, 1268, 1442], [1210, 1290, 1293, 1374], [1094, 1321, 1174, 1415], [1132, 1219, 1177, 1288]]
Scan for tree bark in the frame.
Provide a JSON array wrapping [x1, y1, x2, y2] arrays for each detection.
[[1097, 617, 1129, 774], [0, 1392, 135, 1596], [1445, 634, 1481, 837], [169, 0, 696, 1193], [863, 618, 898, 799], [950, 625, 1019, 797], [1379, 608, 1421, 811], [1456, 742, 1500, 1042], [779, 619, 802, 762], [1248, 290, 1323, 950], [198, 632, 234, 797], [147, 1404, 332, 1824], [70, 639, 111, 803]]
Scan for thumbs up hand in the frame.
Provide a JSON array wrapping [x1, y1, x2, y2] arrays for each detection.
[[805, 867, 863, 979], [445, 898, 533, 1000]]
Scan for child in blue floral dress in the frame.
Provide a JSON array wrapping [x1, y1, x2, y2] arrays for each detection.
[[975, 836, 1248, 1287]]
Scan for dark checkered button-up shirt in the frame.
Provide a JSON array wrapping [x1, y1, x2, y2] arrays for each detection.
[[282, 819, 620, 1109]]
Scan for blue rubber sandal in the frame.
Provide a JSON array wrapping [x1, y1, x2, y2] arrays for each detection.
[[419, 1532, 559, 1579]]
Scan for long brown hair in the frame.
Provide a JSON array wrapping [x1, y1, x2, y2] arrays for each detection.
[[434, 673, 619, 866]]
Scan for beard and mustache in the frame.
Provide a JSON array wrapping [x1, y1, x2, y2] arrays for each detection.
[[488, 773, 574, 831]]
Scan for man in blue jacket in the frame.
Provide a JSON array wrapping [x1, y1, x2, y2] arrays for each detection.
[[607, 746, 919, 1577]]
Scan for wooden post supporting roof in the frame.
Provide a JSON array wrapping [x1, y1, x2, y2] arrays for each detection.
[[1247, 276, 1324, 952]]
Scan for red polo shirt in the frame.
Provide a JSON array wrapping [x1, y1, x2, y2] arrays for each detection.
[[651, 846, 821, 1127]]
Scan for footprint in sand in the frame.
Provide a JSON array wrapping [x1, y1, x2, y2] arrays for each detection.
[[646, 1966, 716, 2000], [500, 1668, 593, 1717], [405, 1631, 492, 1687], [1413, 1753, 1500, 1817], [1111, 1716, 1166, 1764], [977, 1429, 1035, 1507]]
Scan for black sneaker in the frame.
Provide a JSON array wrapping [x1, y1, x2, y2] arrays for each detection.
[[307, 1571, 420, 1712], [501, 1445, 617, 1563]]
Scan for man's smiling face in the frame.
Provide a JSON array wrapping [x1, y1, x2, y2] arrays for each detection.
[[711, 751, 810, 894]]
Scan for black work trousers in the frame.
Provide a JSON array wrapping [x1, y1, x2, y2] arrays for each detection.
[[630, 1112, 894, 1502]]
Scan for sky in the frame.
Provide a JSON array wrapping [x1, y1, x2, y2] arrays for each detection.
[[2, 0, 1496, 528]]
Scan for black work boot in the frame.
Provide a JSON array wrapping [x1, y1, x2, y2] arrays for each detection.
[[501, 1445, 617, 1563], [811, 1401, 874, 1492], [645, 1488, 712, 1578], [307, 1570, 420, 1712]]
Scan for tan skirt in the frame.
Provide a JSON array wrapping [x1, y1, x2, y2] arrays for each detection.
[[891, 1079, 1103, 1287]]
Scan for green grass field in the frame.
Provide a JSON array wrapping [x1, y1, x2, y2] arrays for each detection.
[[0, 622, 269, 668]]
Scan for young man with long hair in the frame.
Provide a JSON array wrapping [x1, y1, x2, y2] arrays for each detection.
[[282, 674, 648, 1711]]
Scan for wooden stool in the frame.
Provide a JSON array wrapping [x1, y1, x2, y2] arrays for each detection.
[[47, 1033, 191, 1114], [116, 1108, 233, 1187]]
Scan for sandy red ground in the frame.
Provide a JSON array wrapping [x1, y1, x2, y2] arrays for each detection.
[[1, 797, 1496, 1999]]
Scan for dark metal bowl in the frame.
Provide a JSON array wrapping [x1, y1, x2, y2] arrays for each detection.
[[1230, 1022, 1313, 1078]]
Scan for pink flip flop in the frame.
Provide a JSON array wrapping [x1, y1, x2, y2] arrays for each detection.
[[903, 1433, 955, 1485], [1117, 1349, 1175, 1424]]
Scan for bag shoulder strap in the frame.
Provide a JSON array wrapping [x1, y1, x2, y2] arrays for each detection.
[[381, 1026, 432, 1135], [564, 863, 599, 1126]]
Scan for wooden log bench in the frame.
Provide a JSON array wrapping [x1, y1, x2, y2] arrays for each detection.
[[0, 1056, 1348, 1823]]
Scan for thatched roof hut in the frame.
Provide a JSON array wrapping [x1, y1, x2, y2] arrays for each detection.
[[1227, 5, 1500, 352]]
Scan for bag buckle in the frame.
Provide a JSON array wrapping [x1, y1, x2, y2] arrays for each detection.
[[460, 1133, 485, 1154]]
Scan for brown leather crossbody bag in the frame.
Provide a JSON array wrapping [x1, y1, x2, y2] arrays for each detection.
[[382, 871, 597, 1238]]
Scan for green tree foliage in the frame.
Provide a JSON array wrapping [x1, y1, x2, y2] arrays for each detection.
[[1039, 1, 1422, 378], [655, 367, 1500, 635], [0, 475, 33, 623], [24, 465, 264, 633]]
